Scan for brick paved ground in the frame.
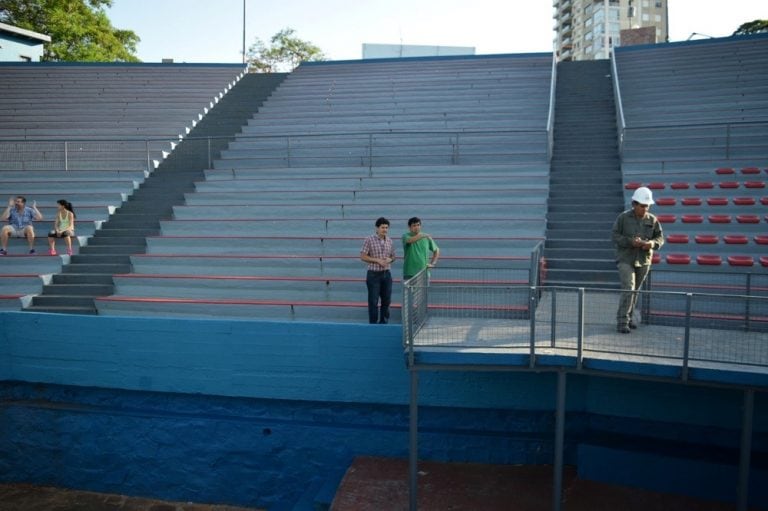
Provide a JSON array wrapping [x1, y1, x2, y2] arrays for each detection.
[[0, 458, 747, 511], [330, 457, 743, 511], [0, 484, 263, 511]]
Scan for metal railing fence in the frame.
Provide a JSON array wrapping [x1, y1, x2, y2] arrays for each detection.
[[403, 281, 768, 373], [0, 129, 549, 172]]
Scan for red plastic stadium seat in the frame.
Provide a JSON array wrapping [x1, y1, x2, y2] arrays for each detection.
[[625, 182, 641, 190], [655, 197, 676, 206], [733, 197, 756, 206], [745, 181, 766, 189], [706, 197, 728, 206], [708, 214, 732, 223], [715, 167, 735, 175], [761, 256, 768, 267], [724, 235, 748, 244], [682, 214, 703, 223], [648, 182, 665, 190], [656, 214, 677, 223], [652, 252, 661, 264], [718, 181, 739, 189], [695, 234, 719, 244], [736, 215, 760, 224], [697, 255, 722, 265], [755, 235, 768, 245], [695, 182, 714, 189], [741, 167, 761, 174], [670, 182, 690, 190], [667, 234, 689, 243], [760, 197, 768, 206], [666, 253, 691, 264], [682, 197, 702, 206], [727, 256, 754, 267]]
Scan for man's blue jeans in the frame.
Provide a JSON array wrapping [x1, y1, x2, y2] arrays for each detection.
[[366, 270, 392, 324]]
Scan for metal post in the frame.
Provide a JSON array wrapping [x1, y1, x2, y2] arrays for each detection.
[[529, 287, 536, 368], [368, 133, 373, 173], [145, 140, 151, 172], [286, 136, 291, 167], [64, 141, 68, 171], [552, 371, 566, 511], [737, 389, 754, 511], [207, 137, 212, 170], [409, 368, 419, 511], [577, 288, 584, 370], [745, 273, 752, 331], [242, 0, 247, 65], [682, 293, 692, 382], [550, 288, 557, 348]]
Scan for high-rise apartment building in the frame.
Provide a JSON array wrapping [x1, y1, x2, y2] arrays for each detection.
[[554, 0, 669, 61]]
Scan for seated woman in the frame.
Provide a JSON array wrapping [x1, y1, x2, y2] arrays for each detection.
[[48, 199, 76, 256]]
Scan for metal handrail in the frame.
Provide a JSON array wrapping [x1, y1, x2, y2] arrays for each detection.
[[546, 52, 558, 162], [0, 128, 550, 172], [610, 48, 626, 156], [402, 281, 768, 374]]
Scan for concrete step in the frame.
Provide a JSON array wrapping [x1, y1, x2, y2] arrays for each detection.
[[63, 263, 131, 274], [29, 294, 98, 308], [23, 304, 98, 315], [53, 273, 115, 285], [41, 283, 114, 296], [543, 257, 616, 271]]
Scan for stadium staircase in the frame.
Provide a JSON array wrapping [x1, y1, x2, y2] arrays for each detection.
[[543, 60, 623, 287], [23, 73, 286, 314]]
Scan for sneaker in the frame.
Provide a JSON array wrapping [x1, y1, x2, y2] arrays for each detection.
[[49, 249, 57, 256], [28, 249, 36, 255], [0, 249, 6, 256], [629, 321, 638, 329], [67, 248, 73, 256], [617, 325, 631, 334]]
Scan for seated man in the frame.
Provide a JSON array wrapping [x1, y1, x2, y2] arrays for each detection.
[[1, 196, 44, 255]]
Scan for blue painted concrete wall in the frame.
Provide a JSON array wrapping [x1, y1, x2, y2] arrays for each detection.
[[1, 312, 766, 509]]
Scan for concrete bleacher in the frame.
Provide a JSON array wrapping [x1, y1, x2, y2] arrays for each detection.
[[614, 36, 768, 280], [0, 63, 246, 307], [96, 54, 553, 321], [615, 35, 768, 174], [0, 62, 246, 170]]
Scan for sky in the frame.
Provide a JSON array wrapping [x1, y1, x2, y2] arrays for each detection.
[[106, 0, 766, 64]]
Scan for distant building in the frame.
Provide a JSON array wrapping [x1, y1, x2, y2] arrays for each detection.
[[554, 0, 668, 61], [362, 43, 475, 59], [0, 22, 50, 61]]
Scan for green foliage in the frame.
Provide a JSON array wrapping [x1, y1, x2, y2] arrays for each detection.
[[247, 27, 325, 73], [733, 19, 768, 35], [0, 0, 140, 61]]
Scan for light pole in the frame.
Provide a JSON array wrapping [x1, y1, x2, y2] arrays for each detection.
[[242, 0, 246, 64]]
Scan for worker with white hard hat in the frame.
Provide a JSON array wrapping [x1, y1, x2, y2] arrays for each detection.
[[611, 186, 665, 334]]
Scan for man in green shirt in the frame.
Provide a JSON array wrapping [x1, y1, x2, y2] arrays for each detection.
[[402, 217, 440, 281]]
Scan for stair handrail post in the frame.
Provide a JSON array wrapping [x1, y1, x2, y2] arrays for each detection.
[[145, 139, 151, 173], [64, 140, 69, 172], [207, 136, 212, 169]]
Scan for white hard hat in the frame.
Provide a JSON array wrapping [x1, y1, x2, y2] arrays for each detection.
[[631, 186, 654, 205]]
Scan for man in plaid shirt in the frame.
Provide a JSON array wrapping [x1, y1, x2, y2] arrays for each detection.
[[360, 217, 396, 324]]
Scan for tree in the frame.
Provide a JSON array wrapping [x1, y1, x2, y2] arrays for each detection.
[[246, 28, 325, 73], [733, 19, 768, 36], [0, 0, 140, 62]]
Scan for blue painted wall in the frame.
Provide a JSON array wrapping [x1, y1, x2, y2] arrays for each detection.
[[1, 312, 766, 509]]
